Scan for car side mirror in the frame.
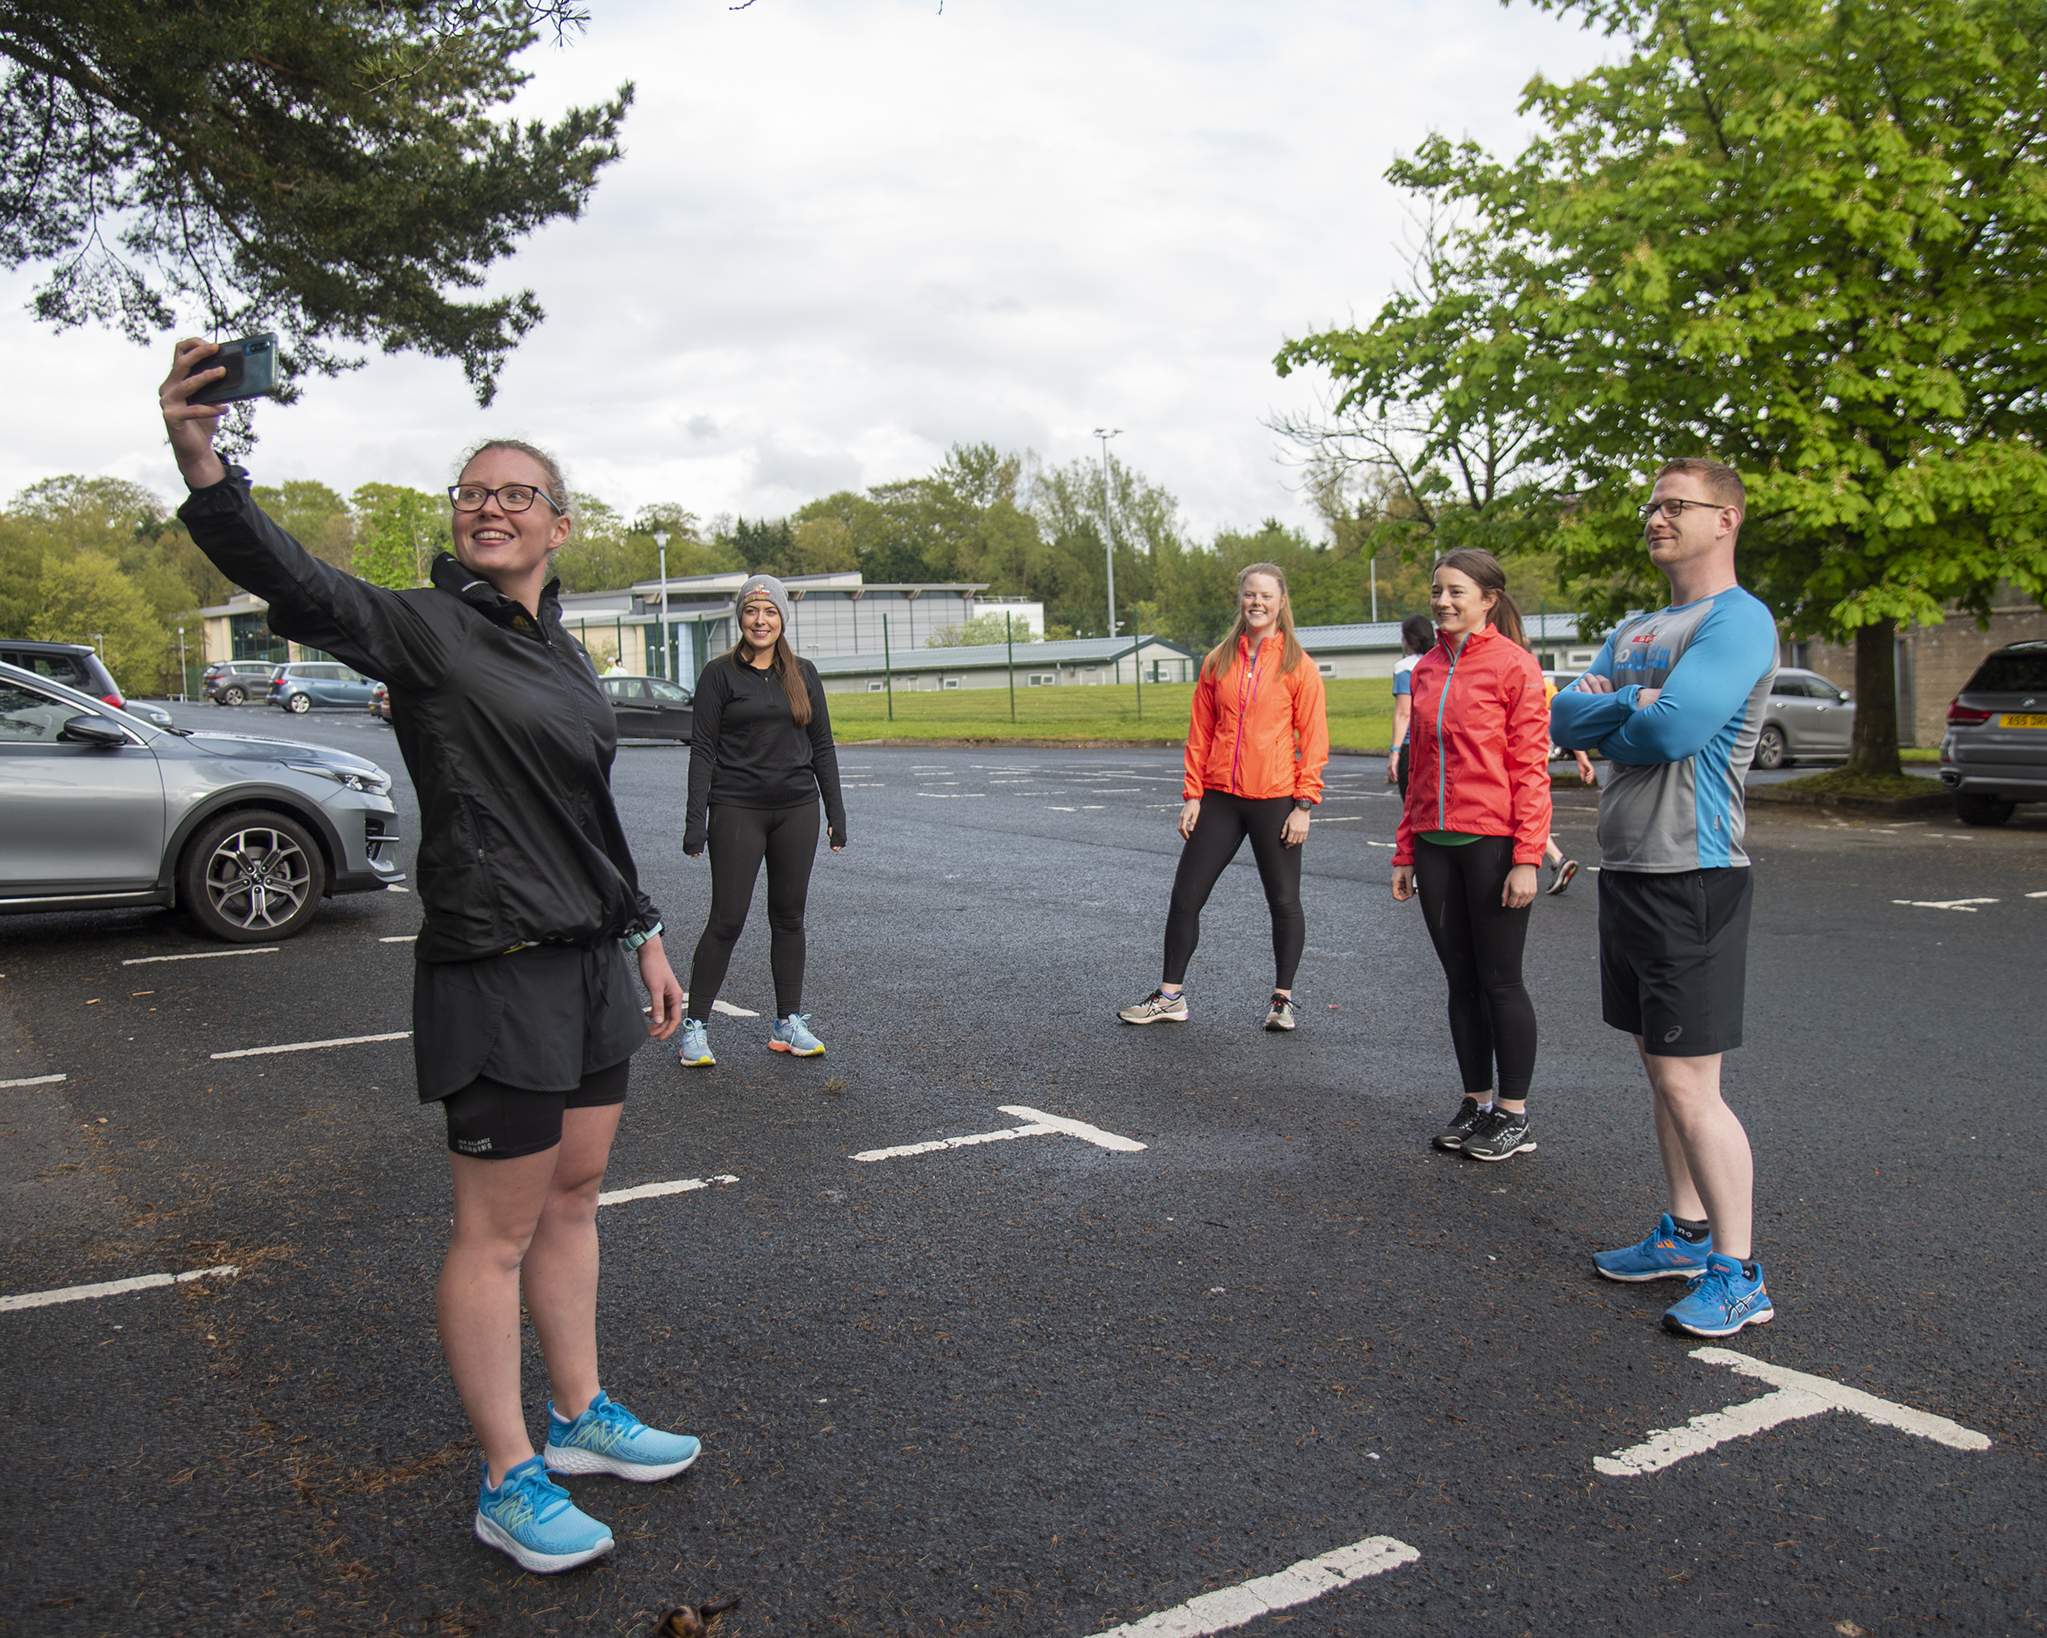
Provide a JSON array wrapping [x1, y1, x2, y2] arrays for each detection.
[[59, 714, 128, 747], [1838, 691, 1852, 703]]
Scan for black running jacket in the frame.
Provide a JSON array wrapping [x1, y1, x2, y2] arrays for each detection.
[[180, 469, 661, 962]]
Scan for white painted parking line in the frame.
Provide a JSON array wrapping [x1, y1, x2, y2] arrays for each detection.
[[677, 994, 760, 1019], [851, 1104, 1146, 1163], [598, 1174, 738, 1206], [211, 1031, 412, 1060], [1084, 1535, 1420, 1638], [2029, 890, 2047, 899], [379, 935, 416, 943], [1, 1263, 241, 1314], [1593, 1347, 1991, 1477], [0, 1072, 66, 1089], [917, 792, 985, 799], [122, 947, 279, 966], [1891, 897, 1997, 912], [1049, 806, 1077, 811]]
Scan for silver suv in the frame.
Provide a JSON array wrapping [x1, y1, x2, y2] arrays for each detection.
[[0, 659, 405, 940], [1754, 666, 1856, 769], [1939, 640, 2047, 826]]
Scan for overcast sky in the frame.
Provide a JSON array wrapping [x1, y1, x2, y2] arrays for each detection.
[[3, 0, 1611, 539]]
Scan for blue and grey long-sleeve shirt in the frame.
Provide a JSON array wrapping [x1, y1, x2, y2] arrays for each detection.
[[1550, 586, 1779, 872]]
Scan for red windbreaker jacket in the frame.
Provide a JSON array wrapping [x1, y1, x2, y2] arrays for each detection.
[[1183, 633, 1330, 803], [1393, 622, 1552, 866]]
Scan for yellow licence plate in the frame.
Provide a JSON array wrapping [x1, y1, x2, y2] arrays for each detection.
[[2000, 713, 2047, 730]]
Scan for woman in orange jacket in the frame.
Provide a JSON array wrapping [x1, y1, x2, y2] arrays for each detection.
[[1119, 563, 1329, 1032], [1391, 548, 1553, 1162]]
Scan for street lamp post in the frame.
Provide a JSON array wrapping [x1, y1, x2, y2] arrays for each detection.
[[176, 625, 187, 702], [653, 530, 670, 680], [1093, 427, 1121, 641]]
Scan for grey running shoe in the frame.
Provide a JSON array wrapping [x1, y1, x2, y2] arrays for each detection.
[[1263, 994, 1297, 1032], [1118, 988, 1189, 1025], [1460, 1108, 1537, 1162], [1546, 859, 1580, 896], [1431, 1096, 1489, 1152]]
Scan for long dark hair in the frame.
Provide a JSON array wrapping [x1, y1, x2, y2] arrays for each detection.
[[725, 630, 813, 726], [1432, 548, 1527, 649], [1399, 614, 1434, 655], [1201, 562, 1306, 679]]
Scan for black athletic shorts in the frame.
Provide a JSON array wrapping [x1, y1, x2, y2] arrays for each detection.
[[1597, 866, 1753, 1057], [444, 1057, 632, 1160]]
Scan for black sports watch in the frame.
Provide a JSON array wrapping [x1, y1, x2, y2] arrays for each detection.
[[1294, 798, 1314, 811]]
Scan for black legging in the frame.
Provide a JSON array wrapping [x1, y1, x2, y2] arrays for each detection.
[[1413, 834, 1538, 1103], [1163, 789, 1304, 989], [687, 801, 820, 1018]]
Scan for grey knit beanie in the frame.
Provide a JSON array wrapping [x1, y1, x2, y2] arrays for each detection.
[[736, 573, 794, 635]]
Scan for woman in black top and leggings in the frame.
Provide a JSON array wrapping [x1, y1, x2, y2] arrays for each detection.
[[163, 340, 697, 1577], [677, 574, 846, 1066]]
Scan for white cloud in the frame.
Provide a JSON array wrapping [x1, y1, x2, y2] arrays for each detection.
[[0, 0, 1610, 538]]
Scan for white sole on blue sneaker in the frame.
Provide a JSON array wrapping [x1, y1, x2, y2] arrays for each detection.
[[472, 1510, 614, 1574], [1663, 1304, 1774, 1339], [769, 1041, 824, 1057], [1594, 1262, 1706, 1283], [543, 1442, 699, 1482]]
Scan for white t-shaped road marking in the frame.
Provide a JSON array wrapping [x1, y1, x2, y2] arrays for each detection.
[[850, 1104, 1146, 1163], [1595, 1347, 1991, 1476]]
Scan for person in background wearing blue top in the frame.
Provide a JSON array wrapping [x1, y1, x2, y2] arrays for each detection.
[[1386, 614, 1434, 797], [1552, 457, 1780, 1339]]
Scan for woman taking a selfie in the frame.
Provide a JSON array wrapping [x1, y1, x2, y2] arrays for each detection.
[[1119, 562, 1328, 1032], [1392, 548, 1552, 1163], [162, 338, 696, 1577], [676, 574, 846, 1067]]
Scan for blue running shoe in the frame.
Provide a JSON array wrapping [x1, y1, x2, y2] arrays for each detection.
[[1592, 1213, 1713, 1283], [770, 1013, 825, 1056], [678, 1018, 714, 1067], [544, 1390, 701, 1482], [473, 1455, 614, 1574], [1663, 1253, 1774, 1338]]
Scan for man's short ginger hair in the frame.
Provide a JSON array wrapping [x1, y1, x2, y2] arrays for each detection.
[[1655, 457, 1745, 515]]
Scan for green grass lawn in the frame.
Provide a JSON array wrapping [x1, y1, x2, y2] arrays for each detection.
[[828, 678, 1397, 749]]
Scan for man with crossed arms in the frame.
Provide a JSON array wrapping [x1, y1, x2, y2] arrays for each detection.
[[1552, 457, 1780, 1337]]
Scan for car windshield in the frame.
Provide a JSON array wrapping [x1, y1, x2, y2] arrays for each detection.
[[1968, 651, 2047, 693]]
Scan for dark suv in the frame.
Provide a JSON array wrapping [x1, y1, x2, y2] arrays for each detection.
[[0, 639, 126, 707], [204, 659, 283, 705], [1939, 640, 2047, 826]]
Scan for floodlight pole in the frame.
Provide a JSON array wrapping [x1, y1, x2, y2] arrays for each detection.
[[653, 530, 670, 680], [1094, 428, 1120, 640], [176, 625, 187, 701]]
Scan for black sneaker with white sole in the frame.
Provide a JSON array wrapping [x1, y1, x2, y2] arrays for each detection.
[[1459, 1108, 1537, 1162], [1431, 1096, 1489, 1152]]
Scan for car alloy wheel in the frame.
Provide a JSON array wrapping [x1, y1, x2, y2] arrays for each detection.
[[1753, 723, 1786, 770], [285, 692, 312, 714], [178, 810, 327, 942], [220, 685, 246, 705]]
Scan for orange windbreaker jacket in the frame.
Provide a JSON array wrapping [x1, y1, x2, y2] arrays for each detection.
[[1394, 622, 1552, 867], [1182, 634, 1330, 804]]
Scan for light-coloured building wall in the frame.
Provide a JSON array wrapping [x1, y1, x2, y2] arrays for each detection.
[[1795, 599, 2047, 747]]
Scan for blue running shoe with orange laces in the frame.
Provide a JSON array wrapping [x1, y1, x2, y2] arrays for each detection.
[[1662, 1253, 1774, 1338], [473, 1455, 614, 1574], [544, 1390, 700, 1482], [1592, 1213, 1712, 1283]]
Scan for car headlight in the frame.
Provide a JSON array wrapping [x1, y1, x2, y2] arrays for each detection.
[[285, 760, 394, 796]]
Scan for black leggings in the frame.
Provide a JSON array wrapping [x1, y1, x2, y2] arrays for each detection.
[[687, 801, 819, 1018], [1163, 789, 1304, 989], [1413, 835, 1538, 1103]]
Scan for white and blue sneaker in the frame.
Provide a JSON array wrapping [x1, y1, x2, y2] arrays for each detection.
[[543, 1390, 701, 1482], [1663, 1253, 1775, 1338], [1592, 1213, 1713, 1283], [473, 1455, 614, 1574], [770, 1013, 825, 1056], [678, 1018, 714, 1067]]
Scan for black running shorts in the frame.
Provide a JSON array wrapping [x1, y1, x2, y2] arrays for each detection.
[[1597, 866, 1753, 1057], [443, 1058, 631, 1160]]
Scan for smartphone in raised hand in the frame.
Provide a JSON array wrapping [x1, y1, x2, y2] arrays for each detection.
[[184, 334, 277, 405]]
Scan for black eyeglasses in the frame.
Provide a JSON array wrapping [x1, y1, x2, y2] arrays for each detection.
[[1639, 498, 1728, 523], [448, 483, 563, 515]]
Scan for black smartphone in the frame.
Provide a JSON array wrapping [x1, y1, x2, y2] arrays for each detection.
[[185, 334, 277, 405]]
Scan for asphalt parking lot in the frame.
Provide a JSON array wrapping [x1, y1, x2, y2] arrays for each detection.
[[3, 701, 2043, 1638]]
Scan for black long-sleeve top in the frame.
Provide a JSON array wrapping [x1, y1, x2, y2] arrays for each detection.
[[178, 469, 660, 962], [684, 654, 847, 851]]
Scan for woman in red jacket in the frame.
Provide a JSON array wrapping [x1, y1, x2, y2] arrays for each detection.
[[1392, 548, 1553, 1162], [1120, 563, 1329, 1032]]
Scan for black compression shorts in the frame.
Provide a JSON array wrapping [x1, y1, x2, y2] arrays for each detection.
[[443, 1057, 632, 1160], [1597, 866, 1753, 1057]]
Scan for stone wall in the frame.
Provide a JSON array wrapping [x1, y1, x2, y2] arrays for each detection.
[[1793, 599, 2047, 747]]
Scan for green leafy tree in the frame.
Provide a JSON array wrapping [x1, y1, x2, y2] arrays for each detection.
[[1283, 0, 2047, 773], [926, 611, 1042, 648], [30, 551, 167, 693], [1, 475, 229, 632], [251, 481, 354, 571], [3, 2, 630, 405], [351, 483, 448, 589]]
